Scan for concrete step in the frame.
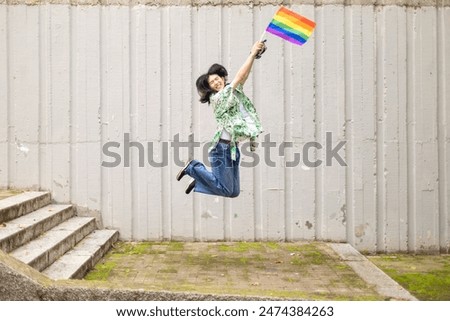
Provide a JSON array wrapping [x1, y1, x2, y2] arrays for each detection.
[[10, 217, 97, 272], [0, 204, 74, 253], [0, 191, 51, 224], [42, 229, 119, 280]]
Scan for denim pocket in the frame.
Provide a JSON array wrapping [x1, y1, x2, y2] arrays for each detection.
[[210, 143, 227, 168]]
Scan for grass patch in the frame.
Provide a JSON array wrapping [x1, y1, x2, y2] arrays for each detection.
[[84, 261, 117, 281], [218, 242, 266, 253], [266, 242, 280, 250], [287, 243, 328, 266], [339, 272, 372, 289], [167, 242, 184, 251], [252, 253, 265, 262], [392, 271, 450, 300], [369, 254, 450, 301], [305, 251, 327, 265], [197, 253, 217, 266], [290, 256, 307, 267], [333, 263, 351, 271], [284, 244, 308, 253]]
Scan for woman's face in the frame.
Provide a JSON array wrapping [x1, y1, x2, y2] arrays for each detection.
[[208, 74, 225, 92]]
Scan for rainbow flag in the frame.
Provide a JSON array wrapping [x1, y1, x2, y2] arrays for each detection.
[[265, 6, 316, 46]]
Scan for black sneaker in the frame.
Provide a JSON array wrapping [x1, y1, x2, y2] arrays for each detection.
[[176, 160, 193, 181], [185, 179, 196, 194]]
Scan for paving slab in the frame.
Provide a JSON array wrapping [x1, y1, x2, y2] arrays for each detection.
[[83, 241, 417, 301]]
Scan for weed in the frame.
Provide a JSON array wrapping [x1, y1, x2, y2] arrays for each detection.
[[111, 242, 152, 255], [290, 256, 307, 267], [84, 261, 117, 281], [266, 242, 280, 250], [167, 242, 184, 251], [218, 242, 265, 253]]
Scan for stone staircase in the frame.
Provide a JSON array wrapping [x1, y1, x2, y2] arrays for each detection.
[[0, 191, 119, 280]]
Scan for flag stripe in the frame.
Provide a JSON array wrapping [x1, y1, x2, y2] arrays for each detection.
[[273, 14, 313, 37], [266, 23, 306, 45], [278, 6, 316, 29], [266, 27, 305, 46], [270, 19, 310, 40], [275, 10, 315, 34]]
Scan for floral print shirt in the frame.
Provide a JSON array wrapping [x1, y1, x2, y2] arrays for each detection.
[[209, 83, 263, 160]]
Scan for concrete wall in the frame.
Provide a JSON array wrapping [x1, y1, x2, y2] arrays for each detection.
[[0, 1, 449, 252]]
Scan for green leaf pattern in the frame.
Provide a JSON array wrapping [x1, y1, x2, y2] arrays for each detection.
[[208, 83, 263, 160]]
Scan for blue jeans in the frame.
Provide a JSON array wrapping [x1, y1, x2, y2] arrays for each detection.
[[185, 142, 240, 198]]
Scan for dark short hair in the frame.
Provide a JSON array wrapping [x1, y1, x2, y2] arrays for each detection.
[[196, 64, 228, 104], [207, 64, 228, 79]]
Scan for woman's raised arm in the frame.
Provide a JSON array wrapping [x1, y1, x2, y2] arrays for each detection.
[[231, 41, 266, 89]]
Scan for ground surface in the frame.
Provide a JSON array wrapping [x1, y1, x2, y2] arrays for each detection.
[[2, 190, 447, 301], [84, 241, 385, 300]]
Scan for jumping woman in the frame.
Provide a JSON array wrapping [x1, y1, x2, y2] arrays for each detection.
[[176, 41, 266, 197]]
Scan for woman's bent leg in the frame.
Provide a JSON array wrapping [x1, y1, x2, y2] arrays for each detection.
[[185, 143, 238, 197]]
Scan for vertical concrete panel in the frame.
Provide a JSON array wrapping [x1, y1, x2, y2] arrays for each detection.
[[280, 3, 294, 242], [191, 7, 224, 241], [8, 6, 40, 189], [376, 7, 408, 251], [345, 6, 377, 251], [445, 7, 450, 253], [0, 6, 8, 186], [100, 5, 110, 231], [130, 6, 152, 240], [254, 5, 286, 241], [100, 6, 132, 237], [222, 5, 255, 240], [33, 5, 72, 202], [48, 6, 72, 202], [408, 8, 440, 252], [159, 7, 172, 240], [315, 5, 346, 242], [167, 7, 194, 239], [167, 6, 195, 240], [49, 6, 71, 143], [406, 7, 418, 252], [384, 7, 408, 251], [437, 7, 450, 252], [287, 4, 316, 241], [143, 7, 163, 239], [39, 5, 51, 193], [375, 6, 386, 252], [359, 6, 378, 251], [71, 6, 102, 212]]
